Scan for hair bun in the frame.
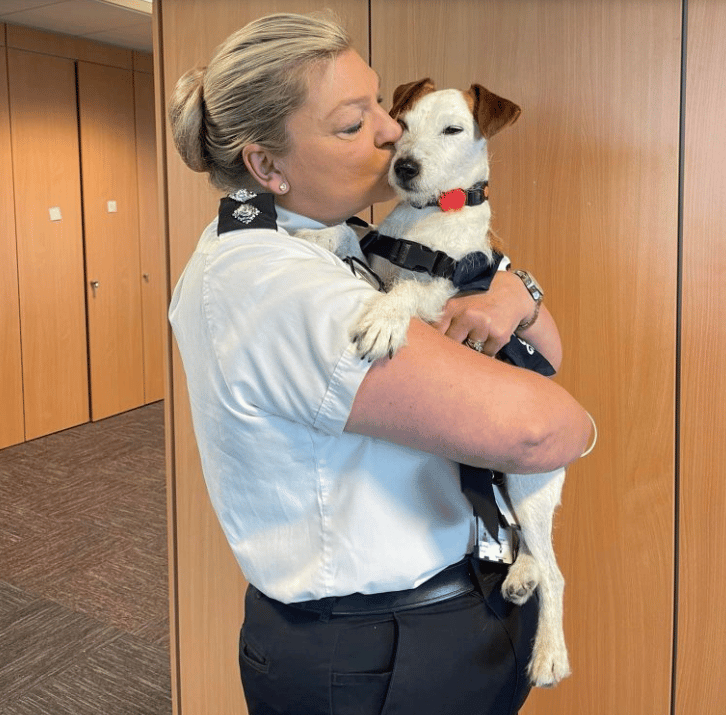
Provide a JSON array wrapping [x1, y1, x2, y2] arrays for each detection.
[[168, 67, 210, 173]]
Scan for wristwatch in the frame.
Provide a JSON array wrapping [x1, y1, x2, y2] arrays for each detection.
[[513, 269, 544, 330]]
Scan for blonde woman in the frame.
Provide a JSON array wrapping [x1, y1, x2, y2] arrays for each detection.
[[169, 12, 590, 715]]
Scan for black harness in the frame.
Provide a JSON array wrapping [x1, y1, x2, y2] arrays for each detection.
[[360, 225, 556, 541]]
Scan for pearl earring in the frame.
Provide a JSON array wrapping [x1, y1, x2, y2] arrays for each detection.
[[279, 182, 288, 193]]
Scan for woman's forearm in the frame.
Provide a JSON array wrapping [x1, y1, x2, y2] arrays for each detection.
[[346, 319, 591, 474]]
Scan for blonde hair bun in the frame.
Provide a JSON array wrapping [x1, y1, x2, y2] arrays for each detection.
[[168, 67, 209, 174]]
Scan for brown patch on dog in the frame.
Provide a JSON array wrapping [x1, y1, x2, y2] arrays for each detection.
[[465, 84, 521, 139], [389, 78, 436, 120]]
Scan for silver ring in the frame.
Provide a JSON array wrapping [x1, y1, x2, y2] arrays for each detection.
[[464, 338, 486, 353]]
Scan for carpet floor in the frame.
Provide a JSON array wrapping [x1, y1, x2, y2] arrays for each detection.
[[0, 402, 171, 714]]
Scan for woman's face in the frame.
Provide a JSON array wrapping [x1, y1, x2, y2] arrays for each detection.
[[275, 49, 402, 225]]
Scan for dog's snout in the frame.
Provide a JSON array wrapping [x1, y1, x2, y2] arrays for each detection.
[[393, 158, 420, 185]]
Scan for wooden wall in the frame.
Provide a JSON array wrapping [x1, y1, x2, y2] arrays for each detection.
[[7, 47, 90, 440], [156, 1, 726, 713], [676, 0, 726, 709], [371, 2, 679, 712], [78, 60, 146, 420], [0, 24, 25, 448], [0, 25, 162, 446]]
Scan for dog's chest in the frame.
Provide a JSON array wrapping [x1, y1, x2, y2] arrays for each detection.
[[371, 203, 494, 289], [378, 203, 492, 261]]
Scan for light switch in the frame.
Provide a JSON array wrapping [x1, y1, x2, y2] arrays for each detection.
[[107, 200, 117, 213], [49, 206, 62, 221]]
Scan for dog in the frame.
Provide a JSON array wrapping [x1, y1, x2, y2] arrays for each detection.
[[295, 78, 570, 687]]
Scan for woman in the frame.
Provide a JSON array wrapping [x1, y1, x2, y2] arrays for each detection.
[[168, 11, 591, 715]]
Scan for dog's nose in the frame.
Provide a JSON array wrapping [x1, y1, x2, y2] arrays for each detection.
[[394, 158, 420, 185]]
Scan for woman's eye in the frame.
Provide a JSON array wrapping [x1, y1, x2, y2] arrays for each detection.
[[397, 119, 408, 131], [341, 121, 363, 135], [443, 126, 463, 135]]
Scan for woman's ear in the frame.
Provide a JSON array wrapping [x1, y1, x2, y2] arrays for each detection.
[[242, 144, 287, 194]]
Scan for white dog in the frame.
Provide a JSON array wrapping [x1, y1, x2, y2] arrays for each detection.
[[296, 79, 570, 687]]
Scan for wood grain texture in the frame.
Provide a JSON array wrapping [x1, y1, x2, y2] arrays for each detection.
[[371, 2, 679, 713], [78, 61, 145, 421], [6, 23, 133, 68], [157, 2, 368, 713], [8, 49, 90, 440], [134, 70, 166, 404], [133, 50, 154, 74], [0, 49, 24, 448], [676, 0, 726, 712]]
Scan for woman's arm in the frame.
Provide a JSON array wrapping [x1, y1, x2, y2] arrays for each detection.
[[434, 269, 563, 371], [345, 318, 591, 475]]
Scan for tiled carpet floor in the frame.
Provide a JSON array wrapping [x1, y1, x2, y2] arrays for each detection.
[[0, 402, 171, 714]]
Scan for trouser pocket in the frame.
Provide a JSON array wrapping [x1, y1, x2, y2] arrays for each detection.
[[331, 617, 396, 715]]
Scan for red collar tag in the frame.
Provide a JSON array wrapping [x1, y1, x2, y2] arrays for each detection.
[[438, 188, 467, 212]]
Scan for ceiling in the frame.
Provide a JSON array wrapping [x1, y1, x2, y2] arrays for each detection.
[[0, 0, 152, 53]]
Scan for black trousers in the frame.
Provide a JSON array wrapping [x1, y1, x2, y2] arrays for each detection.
[[239, 558, 538, 715]]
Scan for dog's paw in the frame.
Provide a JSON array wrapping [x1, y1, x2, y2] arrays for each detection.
[[352, 296, 412, 361], [527, 644, 571, 688], [502, 552, 540, 605]]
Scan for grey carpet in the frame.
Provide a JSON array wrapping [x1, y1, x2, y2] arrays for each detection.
[[0, 402, 171, 714]]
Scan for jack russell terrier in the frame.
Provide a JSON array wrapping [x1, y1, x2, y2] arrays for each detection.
[[296, 78, 576, 687]]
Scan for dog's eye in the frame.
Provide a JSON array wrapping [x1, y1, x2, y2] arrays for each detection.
[[443, 126, 463, 135]]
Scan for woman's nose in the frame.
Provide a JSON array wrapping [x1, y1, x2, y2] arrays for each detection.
[[376, 108, 403, 147]]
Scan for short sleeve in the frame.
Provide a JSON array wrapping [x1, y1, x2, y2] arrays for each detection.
[[202, 231, 376, 435]]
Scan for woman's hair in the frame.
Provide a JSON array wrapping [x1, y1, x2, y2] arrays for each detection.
[[168, 12, 351, 192]]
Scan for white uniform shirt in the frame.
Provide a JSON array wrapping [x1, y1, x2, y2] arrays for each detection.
[[169, 201, 477, 603]]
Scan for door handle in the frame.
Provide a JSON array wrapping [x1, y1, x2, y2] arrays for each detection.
[[90, 280, 100, 297]]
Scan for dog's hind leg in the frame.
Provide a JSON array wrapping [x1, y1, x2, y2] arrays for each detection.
[[504, 468, 570, 687], [501, 537, 539, 605]]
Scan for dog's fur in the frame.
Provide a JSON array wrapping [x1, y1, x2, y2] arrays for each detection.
[[295, 79, 570, 687]]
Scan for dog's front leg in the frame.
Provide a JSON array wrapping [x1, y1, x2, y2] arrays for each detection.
[[353, 277, 455, 360], [503, 468, 570, 687]]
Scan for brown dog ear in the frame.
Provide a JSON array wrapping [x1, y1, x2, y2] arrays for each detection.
[[467, 85, 521, 139], [390, 78, 436, 119]]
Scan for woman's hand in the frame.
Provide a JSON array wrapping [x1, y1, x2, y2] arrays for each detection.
[[432, 269, 563, 372]]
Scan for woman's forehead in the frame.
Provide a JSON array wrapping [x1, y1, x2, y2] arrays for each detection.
[[306, 50, 380, 115]]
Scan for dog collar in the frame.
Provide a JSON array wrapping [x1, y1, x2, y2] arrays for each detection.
[[426, 181, 489, 212]]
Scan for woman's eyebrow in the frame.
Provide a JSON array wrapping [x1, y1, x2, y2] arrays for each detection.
[[323, 69, 382, 119]]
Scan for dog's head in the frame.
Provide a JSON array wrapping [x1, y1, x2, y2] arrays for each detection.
[[388, 78, 521, 207]]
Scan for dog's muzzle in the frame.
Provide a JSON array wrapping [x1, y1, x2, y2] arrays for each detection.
[[393, 157, 420, 189]]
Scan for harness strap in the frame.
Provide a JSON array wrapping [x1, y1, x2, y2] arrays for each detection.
[[360, 231, 459, 279]]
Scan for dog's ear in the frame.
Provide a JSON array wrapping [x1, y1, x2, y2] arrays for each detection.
[[389, 78, 436, 120], [466, 84, 521, 139]]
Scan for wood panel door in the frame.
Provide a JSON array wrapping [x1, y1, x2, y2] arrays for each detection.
[[78, 61, 145, 421], [134, 68, 165, 404], [8, 48, 89, 440], [371, 1, 680, 713], [0, 42, 24, 449], [676, 0, 726, 712], [157, 2, 369, 712]]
